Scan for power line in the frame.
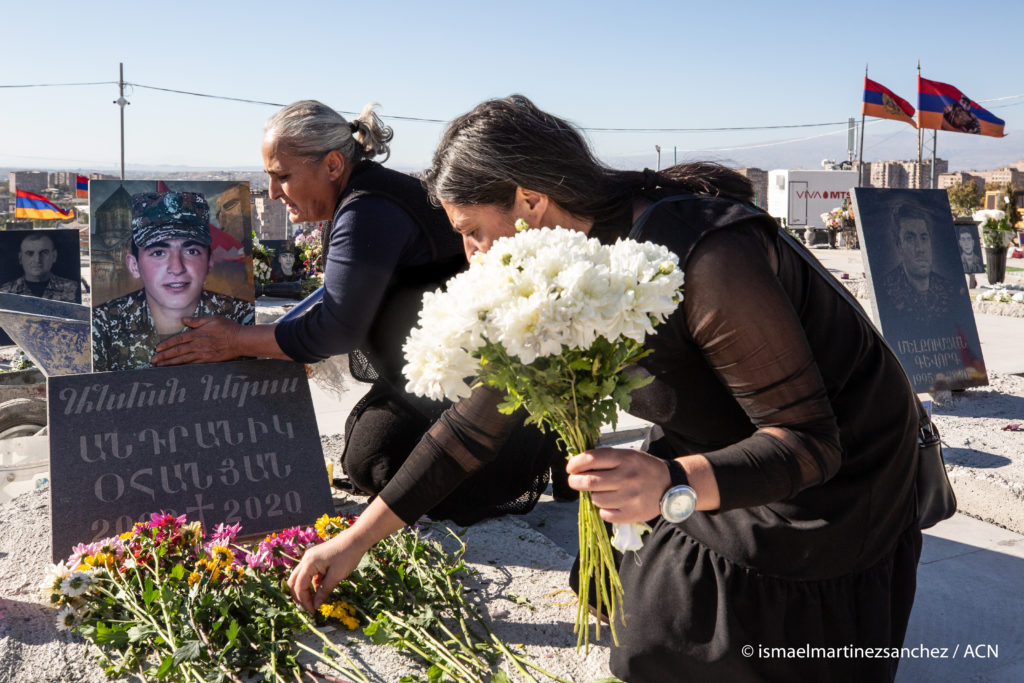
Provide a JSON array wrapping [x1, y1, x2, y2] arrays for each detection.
[[2, 78, 1019, 138], [0, 81, 115, 88]]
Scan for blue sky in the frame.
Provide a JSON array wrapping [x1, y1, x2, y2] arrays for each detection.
[[2, 0, 1022, 173]]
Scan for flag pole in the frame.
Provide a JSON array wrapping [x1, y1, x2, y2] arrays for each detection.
[[921, 60, 929, 187], [114, 62, 130, 181], [858, 65, 867, 187]]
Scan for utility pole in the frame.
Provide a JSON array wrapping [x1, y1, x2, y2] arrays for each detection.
[[114, 63, 130, 180]]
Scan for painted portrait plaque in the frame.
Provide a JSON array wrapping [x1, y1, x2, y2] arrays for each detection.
[[89, 181, 255, 372], [852, 188, 987, 393]]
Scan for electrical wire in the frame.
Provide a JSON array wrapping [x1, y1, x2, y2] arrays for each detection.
[[2, 78, 1018, 134], [0, 81, 115, 88]]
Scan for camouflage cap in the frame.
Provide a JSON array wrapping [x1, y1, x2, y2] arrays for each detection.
[[130, 191, 211, 249]]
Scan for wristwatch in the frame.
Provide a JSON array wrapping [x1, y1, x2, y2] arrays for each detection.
[[660, 459, 698, 523]]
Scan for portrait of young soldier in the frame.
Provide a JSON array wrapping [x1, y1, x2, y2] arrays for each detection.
[[91, 191, 254, 372], [0, 231, 81, 303]]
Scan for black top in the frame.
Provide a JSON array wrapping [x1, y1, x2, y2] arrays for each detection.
[[380, 192, 919, 580], [275, 162, 464, 378]]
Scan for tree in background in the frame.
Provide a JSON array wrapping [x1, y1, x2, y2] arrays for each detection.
[[947, 179, 983, 216]]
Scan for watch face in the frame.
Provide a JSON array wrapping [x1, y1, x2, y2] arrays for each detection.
[[662, 486, 697, 522]]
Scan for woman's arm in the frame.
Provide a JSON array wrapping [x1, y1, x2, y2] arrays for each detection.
[[566, 448, 720, 523], [288, 385, 522, 611], [288, 496, 405, 613], [275, 197, 421, 362], [154, 196, 422, 365]]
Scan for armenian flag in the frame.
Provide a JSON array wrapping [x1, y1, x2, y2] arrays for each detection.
[[76, 175, 89, 198], [862, 78, 916, 127], [918, 76, 1005, 137], [15, 189, 74, 220]]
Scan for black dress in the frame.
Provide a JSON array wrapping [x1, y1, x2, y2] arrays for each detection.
[[379, 193, 922, 681], [606, 194, 921, 681]]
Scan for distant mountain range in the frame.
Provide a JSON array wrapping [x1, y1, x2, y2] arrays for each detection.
[[605, 127, 1024, 173], [4, 128, 1022, 181]]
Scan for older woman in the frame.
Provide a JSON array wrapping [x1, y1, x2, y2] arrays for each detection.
[[289, 95, 922, 682], [153, 99, 562, 525]]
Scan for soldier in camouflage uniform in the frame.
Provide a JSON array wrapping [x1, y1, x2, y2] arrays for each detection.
[[0, 233, 80, 302], [92, 191, 254, 372]]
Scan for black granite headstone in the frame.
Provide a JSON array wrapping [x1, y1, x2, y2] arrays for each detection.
[[852, 188, 988, 393], [47, 359, 333, 561]]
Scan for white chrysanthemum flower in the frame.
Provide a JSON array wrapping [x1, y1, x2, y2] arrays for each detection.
[[403, 226, 684, 404], [55, 605, 78, 631], [59, 570, 93, 598], [402, 327, 478, 401], [41, 561, 71, 597], [611, 521, 652, 552]]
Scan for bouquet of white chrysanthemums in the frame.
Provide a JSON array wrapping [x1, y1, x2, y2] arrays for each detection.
[[403, 221, 684, 648]]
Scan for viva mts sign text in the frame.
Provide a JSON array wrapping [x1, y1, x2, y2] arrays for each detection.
[[794, 190, 852, 200]]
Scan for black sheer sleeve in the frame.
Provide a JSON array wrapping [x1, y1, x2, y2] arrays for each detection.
[[378, 386, 524, 524], [681, 224, 842, 509]]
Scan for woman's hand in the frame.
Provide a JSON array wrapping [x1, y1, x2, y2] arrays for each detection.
[[288, 497, 407, 614], [151, 316, 242, 365], [566, 447, 671, 524], [567, 448, 721, 522], [288, 531, 366, 614]]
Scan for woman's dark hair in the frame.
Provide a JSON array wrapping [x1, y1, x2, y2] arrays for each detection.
[[424, 94, 753, 218]]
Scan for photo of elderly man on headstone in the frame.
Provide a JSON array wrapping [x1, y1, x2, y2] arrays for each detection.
[[91, 190, 254, 372], [851, 187, 987, 392], [0, 230, 82, 303]]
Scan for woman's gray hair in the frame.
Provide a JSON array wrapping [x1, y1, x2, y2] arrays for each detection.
[[265, 100, 393, 163]]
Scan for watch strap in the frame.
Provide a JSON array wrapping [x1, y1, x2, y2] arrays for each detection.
[[664, 458, 689, 489]]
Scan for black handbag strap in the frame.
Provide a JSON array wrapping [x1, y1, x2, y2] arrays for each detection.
[[776, 231, 934, 430]]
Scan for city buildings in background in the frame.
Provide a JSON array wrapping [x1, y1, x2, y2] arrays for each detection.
[[4, 159, 1024, 236], [251, 189, 289, 241]]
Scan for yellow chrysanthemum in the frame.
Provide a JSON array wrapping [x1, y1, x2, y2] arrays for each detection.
[[318, 600, 360, 629], [314, 514, 344, 540], [187, 571, 202, 587], [210, 545, 234, 566], [197, 558, 222, 582]]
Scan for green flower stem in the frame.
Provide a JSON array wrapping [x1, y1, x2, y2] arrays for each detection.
[[366, 609, 483, 681], [291, 610, 371, 682], [184, 601, 245, 683], [90, 580, 181, 661]]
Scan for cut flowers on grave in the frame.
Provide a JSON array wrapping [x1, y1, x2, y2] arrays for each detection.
[[45, 511, 567, 683], [975, 209, 1016, 248], [252, 231, 273, 286], [402, 222, 684, 649]]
